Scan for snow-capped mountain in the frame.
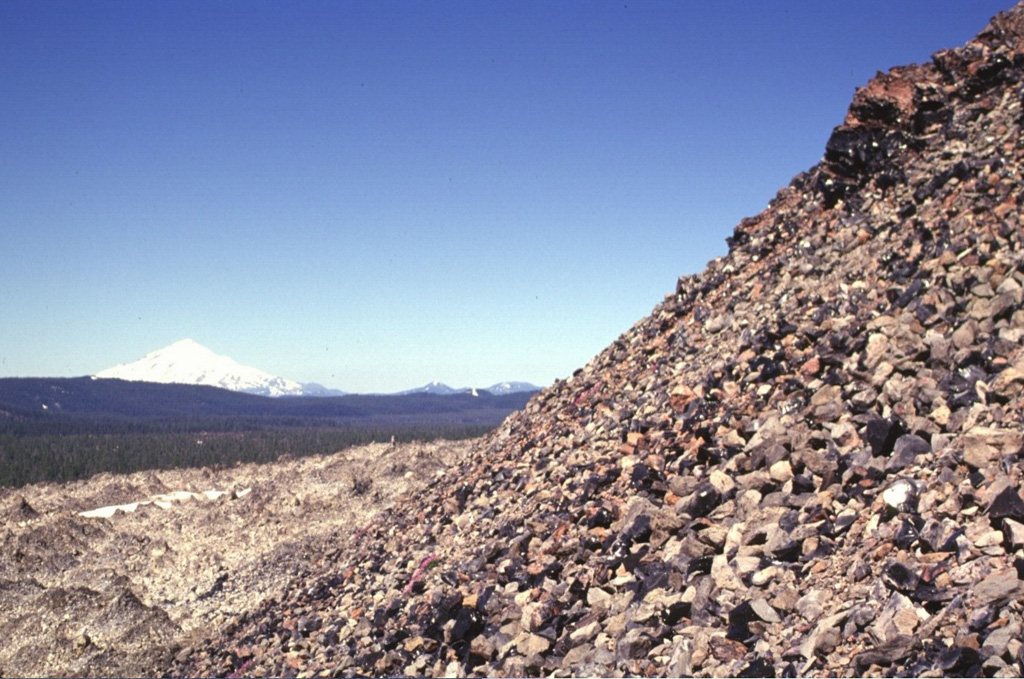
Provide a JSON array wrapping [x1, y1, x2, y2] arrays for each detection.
[[94, 339, 317, 397], [94, 340, 536, 398], [485, 381, 539, 395]]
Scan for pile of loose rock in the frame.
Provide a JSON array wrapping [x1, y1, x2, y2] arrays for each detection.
[[175, 5, 1024, 678]]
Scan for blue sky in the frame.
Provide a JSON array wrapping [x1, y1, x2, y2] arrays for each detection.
[[1, 1, 1012, 393]]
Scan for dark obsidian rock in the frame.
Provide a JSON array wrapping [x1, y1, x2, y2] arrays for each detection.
[[865, 416, 907, 457], [886, 434, 931, 471], [296, 614, 322, 635], [811, 305, 832, 327], [636, 560, 671, 598], [911, 101, 952, 137], [622, 514, 653, 546], [817, 174, 853, 208], [727, 601, 758, 641], [687, 555, 714, 576], [750, 355, 784, 380], [824, 127, 910, 181], [897, 203, 918, 220], [450, 606, 483, 643], [687, 483, 722, 518], [895, 519, 922, 551], [454, 483, 473, 511], [915, 302, 938, 324], [586, 506, 614, 529], [875, 170, 903, 192], [777, 321, 798, 337], [935, 645, 981, 674], [919, 519, 958, 553], [698, 272, 726, 296], [438, 591, 464, 614], [630, 463, 651, 489], [737, 657, 776, 678], [771, 540, 803, 563], [318, 627, 339, 647], [355, 650, 384, 670], [909, 585, 956, 604], [961, 54, 1013, 99], [883, 478, 920, 516], [893, 279, 925, 308], [662, 601, 690, 626], [373, 607, 393, 628], [883, 561, 920, 592], [854, 635, 917, 670], [792, 473, 816, 494], [617, 630, 653, 660], [726, 227, 751, 251], [945, 363, 988, 409], [496, 521, 517, 541], [850, 93, 905, 125], [988, 486, 1024, 523]]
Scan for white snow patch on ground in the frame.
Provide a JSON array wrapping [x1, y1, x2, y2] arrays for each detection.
[[79, 487, 252, 519]]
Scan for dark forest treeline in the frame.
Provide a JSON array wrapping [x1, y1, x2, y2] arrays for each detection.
[[0, 377, 534, 426], [0, 424, 493, 489], [0, 377, 536, 489]]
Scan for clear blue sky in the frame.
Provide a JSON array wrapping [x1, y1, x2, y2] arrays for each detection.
[[0, 1, 1012, 393]]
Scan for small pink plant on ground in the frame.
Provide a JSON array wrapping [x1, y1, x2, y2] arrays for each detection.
[[402, 554, 439, 595], [226, 658, 253, 678], [353, 520, 373, 541]]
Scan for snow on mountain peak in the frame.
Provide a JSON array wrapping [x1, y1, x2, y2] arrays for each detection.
[[484, 381, 540, 395], [94, 339, 306, 397]]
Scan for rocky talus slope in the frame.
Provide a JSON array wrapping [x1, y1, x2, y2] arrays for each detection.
[[170, 7, 1024, 678]]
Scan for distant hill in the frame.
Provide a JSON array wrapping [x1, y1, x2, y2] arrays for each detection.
[[0, 376, 535, 436], [484, 381, 541, 395], [397, 381, 541, 396], [92, 338, 538, 398]]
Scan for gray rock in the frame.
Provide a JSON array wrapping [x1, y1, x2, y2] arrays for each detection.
[[981, 620, 1021, 660], [974, 570, 1024, 607], [886, 435, 931, 471]]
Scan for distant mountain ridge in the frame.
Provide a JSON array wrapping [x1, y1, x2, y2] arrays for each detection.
[[93, 339, 538, 397], [0, 376, 536, 437], [397, 380, 540, 396]]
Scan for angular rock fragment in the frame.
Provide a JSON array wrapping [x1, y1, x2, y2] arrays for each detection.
[[886, 435, 931, 471], [988, 486, 1024, 523], [883, 478, 920, 515]]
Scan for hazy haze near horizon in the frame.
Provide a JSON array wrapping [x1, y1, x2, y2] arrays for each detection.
[[0, 1, 1010, 393]]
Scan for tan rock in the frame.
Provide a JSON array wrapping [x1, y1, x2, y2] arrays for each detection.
[[964, 426, 1023, 469], [769, 460, 794, 484], [515, 633, 551, 657]]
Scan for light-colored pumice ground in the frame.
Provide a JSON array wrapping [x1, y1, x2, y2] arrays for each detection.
[[0, 438, 476, 678]]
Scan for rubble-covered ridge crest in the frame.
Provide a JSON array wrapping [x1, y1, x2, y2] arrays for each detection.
[[175, 5, 1024, 678]]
